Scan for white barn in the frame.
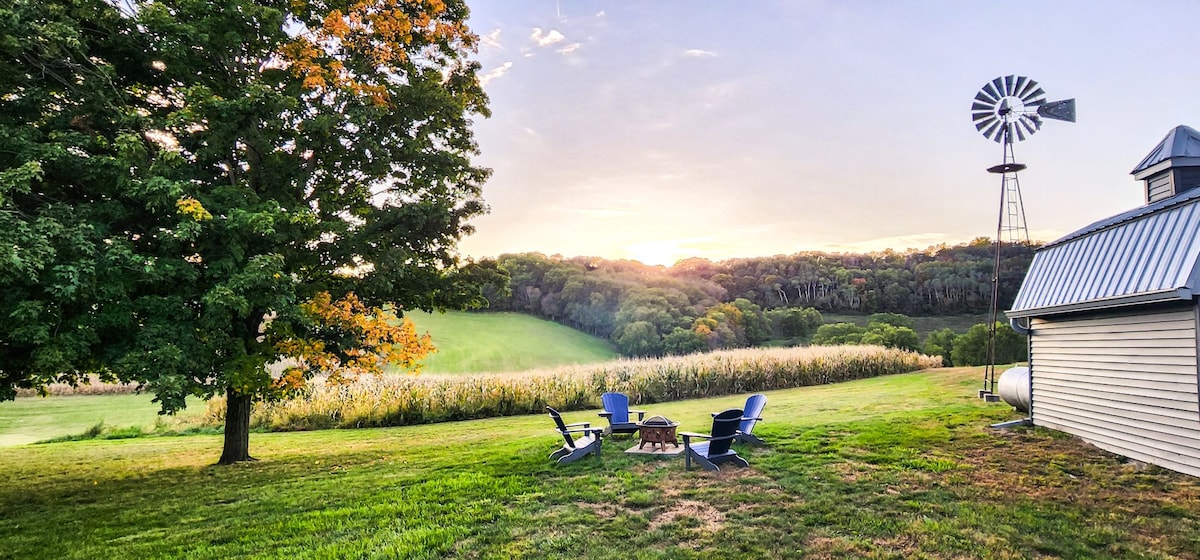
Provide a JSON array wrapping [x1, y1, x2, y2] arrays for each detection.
[[1007, 125, 1200, 477]]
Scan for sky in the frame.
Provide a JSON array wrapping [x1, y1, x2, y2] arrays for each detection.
[[456, 0, 1200, 266]]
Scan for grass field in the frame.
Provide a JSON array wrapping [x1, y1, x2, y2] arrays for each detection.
[[823, 313, 991, 338], [404, 311, 618, 373], [2, 367, 1197, 559], [0, 394, 200, 447]]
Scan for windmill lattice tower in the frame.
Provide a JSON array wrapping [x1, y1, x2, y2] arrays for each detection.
[[970, 75, 1075, 401]]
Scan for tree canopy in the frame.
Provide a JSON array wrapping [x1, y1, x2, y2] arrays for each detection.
[[1, 0, 493, 463]]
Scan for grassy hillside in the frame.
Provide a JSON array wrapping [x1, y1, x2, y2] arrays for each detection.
[[0, 394, 200, 447], [404, 311, 617, 373], [1, 368, 1197, 559]]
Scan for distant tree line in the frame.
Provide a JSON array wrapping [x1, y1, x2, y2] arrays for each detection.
[[811, 315, 1027, 367], [477, 239, 1035, 360], [687, 237, 1035, 315]]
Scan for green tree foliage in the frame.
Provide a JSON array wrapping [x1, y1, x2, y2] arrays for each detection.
[[861, 324, 920, 352], [661, 327, 708, 356], [730, 298, 770, 345], [1, 0, 492, 463], [951, 323, 1028, 366], [812, 323, 867, 345], [614, 321, 663, 357], [764, 307, 823, 339], [922, 328, 958, 366], [812, 316, 920, 351]]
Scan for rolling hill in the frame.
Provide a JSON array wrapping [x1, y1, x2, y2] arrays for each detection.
[[403, 311, 618, 374]]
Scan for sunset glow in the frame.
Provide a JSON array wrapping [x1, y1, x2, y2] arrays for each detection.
[[459, 2, 1198, 263]]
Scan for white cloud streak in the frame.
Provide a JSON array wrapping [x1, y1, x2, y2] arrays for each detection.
[[683, 49, 718, 57], [480, 28, 502, 51], [531, 27, 566, 47], [557, 43, 581, 55], [479, 61, 513, 86]]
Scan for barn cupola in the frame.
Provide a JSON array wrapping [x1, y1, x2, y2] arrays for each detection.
[[1131, 124, 1200, 204]]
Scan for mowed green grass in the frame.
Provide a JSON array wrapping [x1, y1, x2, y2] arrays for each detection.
[[405, 311, 617, 373], [2, 367, 1197, 559], [0, 394, 200, 447]]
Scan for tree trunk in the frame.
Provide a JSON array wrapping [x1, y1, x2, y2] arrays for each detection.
[[217, 389, 256, 464]]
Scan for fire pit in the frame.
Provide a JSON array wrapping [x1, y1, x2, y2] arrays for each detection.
[[637, 415, 680, 451]]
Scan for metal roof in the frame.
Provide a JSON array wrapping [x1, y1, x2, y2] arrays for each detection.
[[1131, 125, 1200, 177], [1008, 187, 1200, 318]]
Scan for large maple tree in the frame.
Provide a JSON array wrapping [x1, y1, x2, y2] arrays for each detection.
[[0, 0, 494, 463]]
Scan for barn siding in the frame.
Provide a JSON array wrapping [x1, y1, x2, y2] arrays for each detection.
[[1030, 304, 1200, 477]]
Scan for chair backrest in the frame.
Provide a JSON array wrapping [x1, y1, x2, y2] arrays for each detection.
[[707, 408, 743, 456], [546, 406, 576, 448], [740, 394, 766, 434], [600, 392, 630, 423]]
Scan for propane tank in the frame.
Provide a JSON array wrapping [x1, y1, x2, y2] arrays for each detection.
[[997, 366, 1031, 412]]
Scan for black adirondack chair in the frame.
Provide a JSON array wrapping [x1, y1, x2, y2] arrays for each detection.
[[734, 394, 767, 445], [682, 408, 750, 471], [547, 406, 603, 465], [598, 392, 646, 436]]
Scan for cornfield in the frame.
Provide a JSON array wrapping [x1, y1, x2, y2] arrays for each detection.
[[201, 345, 941, 431], [15, 375, 140, 397]]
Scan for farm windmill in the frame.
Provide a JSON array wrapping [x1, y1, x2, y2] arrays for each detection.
[[970, 75, 1075, 401]]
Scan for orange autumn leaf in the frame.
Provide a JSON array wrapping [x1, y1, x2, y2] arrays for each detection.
[[276, 292, 435, 387], [279, 0, 477, 104]]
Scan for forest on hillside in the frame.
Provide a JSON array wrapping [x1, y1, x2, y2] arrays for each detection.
[[477, 239, 1036, 359]]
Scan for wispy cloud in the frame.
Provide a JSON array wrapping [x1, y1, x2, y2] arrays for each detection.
[[595, 10, 606, 17], [557, 43, 581, 55], [480, 28, 502, 51], [683, 49, 718, 57], [531, 27, 566, 47], [479, 61, 513, 86]]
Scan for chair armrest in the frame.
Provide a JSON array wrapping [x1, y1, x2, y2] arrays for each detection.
[[741, 417, 762, 422], [598, 412, 614, 419], [683, 431, 739, 443], [560, 427, 598, 435], [631, 410, 646, 421]]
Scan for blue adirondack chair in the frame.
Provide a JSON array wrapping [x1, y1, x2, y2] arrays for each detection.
[[546, 407, 603, 465], [598, 392, 646, 436], [735, 393, 767, 445], [682, 408, 750, 471]]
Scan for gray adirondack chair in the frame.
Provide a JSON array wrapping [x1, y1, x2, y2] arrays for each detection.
[[682, 408, 750, 471], [598, 392, 646, 436], [547, 406, 603, 465], [734, 393, 767, 445]]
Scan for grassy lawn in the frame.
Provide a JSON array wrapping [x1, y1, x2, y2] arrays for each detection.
[[404, 311, 618, 373], [0, 394, 200, 447], [1, 367, 1197, 559]]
